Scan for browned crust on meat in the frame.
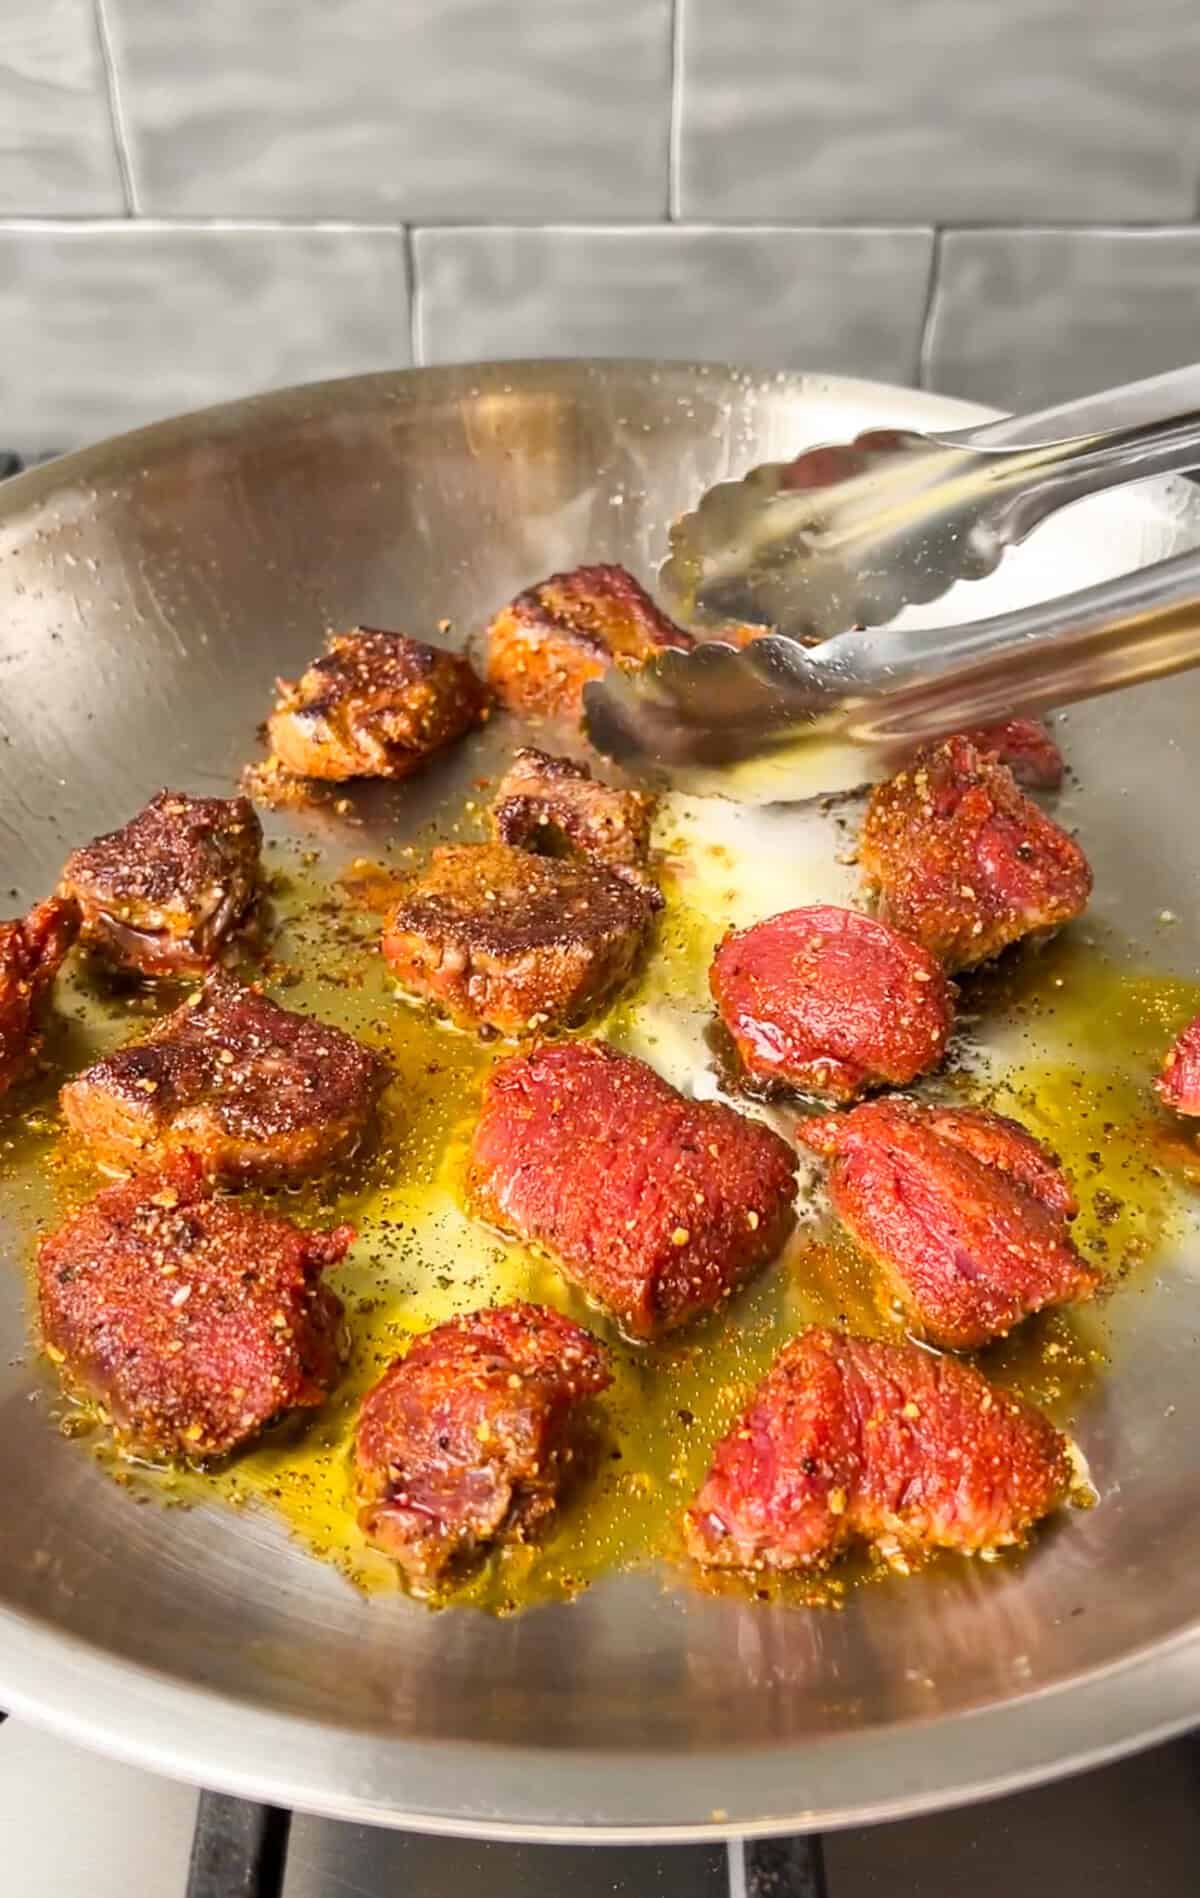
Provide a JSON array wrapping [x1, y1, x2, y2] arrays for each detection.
[[486, 564, 693, 720], [381, 842, 653, 1035], [355, 1302, 610, 1589], [266, 627, 487, 781], [59, 790, 262, 976], [60, 972, 388, 1183], [490, 747, 661, 906]]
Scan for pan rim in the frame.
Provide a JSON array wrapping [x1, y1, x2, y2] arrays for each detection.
[[3, 1593, 1200, 1839], [1, 356, 1197, 1837]]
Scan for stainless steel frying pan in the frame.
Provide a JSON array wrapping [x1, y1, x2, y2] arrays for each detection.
[[2, 360, 1200, 1842]]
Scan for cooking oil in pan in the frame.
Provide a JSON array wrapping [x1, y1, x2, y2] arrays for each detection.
[[8, 787, 1200, 1614]]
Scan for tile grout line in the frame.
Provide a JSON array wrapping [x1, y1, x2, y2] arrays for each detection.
[[403, 226, 422, 364], [92, 0, 140, 217], [727, 1837, 749, 1898], [0, 215, 1191, 236], [916, 225, 944, 389], [0, 215, 411, 236], [667, 0, 685, 219]]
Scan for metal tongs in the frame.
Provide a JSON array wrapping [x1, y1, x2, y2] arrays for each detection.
[[584, 365, 1200, 799]]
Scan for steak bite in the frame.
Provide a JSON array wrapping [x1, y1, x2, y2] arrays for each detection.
[[959, 717, 1064, 791], [797, 1099, 1099, 1350], [1157, 1014, 1200, 1116], [0, 895, 78, 1095], [381, 842, 653, 1036], [486, 563, 694, 721], [491, 747, 661, 906], [60, 972, 387, 1184], [468, 1041, 797, 1338], [38, 1161, 350, 1461], [266, 627, 486, 781], [685, 1326, 1074, 1573], [710, 903, 954, 1103], [860, 735, 1091, 972], [58, 790, 262, 977], [355, 1302, 610, 1590], [0, 892, 78, 1100]]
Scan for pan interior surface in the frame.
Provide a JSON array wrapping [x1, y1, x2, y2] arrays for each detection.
[[1, 360, 1200, 1837]]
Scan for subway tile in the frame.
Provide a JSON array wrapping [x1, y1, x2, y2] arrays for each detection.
[[0, 0, 125, 213], [926, 228, 1200, 412], [0, 223, 409, 455], [104, 0, 671, 220], [414, 224, 933, 383], [678, 0, 1200, 222]]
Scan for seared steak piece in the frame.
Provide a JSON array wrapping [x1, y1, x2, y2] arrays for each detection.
[[59, 789, 261, 977], [860, 736, 1091, 972], [267, 627, 486, 781], [710, 903, 953, 1103], [356, 1302, 610, 1590], [959, 717, 1064, 790], [381, 842, 653, 1036], [60, 972, 387, 1183], [38, 1160, 349, 1461], [797, 1100, 1099, 1350], [491, 747, 661, 906], [468, 1040, 797, 1338], [486, 564, 693, 721], [685, 1326, 1074, 1573], [1157, 1014, 1200, 1116], [0, 895, 78, 1095]]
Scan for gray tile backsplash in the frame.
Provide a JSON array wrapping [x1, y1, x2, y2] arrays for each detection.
[[678, 0, 1200, 223], [0, 0, 125, 214], [1, 0, 1199, 447], [0, 222, 408, 456], [927, 228, 1200, 411], [414, 225, 934, 381], [103, 0, 672, 220]]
